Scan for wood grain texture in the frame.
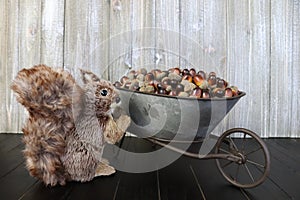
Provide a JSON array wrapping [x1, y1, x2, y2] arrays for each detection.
[[270, 0, 294, 137], [64, 0, 110, 79], [0, 0, 299, 137], [130, 0, 156, 72], [155, 0, 181, 70], [108, 0, 132, 82], [202, 0, 228, 135], [290, 0, 300, 137], [226, 0, 252, 134], [40, 0, 65, 67], [179, 0, 204, 69]]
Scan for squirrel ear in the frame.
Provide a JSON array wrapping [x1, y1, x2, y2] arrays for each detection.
[[80, 69, 100, 84]]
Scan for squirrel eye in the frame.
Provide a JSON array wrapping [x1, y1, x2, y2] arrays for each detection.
[[100, 89, 108, 96]]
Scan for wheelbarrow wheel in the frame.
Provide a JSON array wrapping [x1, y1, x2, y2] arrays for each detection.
[[215, 128, 270, 188]]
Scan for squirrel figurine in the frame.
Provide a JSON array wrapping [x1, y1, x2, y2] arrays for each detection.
[[11, 64, 131, 186]]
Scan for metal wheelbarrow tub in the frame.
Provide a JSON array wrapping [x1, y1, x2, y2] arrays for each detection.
[[117, 88, 246, 140]]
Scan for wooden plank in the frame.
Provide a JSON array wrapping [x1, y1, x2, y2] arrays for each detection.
[[64, 0, 110, 80], [155, 0, 181, 70], [106, 137, 159, 200], [0, 134, 23, 153], [40, 0, 65, 68], [115, 171, 159, 200], [18, 181, 72, 200], [130, 0, 156, 72], [266, 139, 300, 170], [159, 156, 206, 200], [226, 0, 271, 138], [0, 143, 24, 178], [225, 0, 254, 135], [0, 163, 37, 200], [202, 0, 227, 75], [0, 0, 27, 133], [264, 140, 300, 199], [108, 0, 132, 82], [270, 0, 294, 137], [179, 0, 204, 69], [201, 0, 228, 135], [190, 159, 246, 199], [0, 133, 12, 143], [241, 0, 271, 137], [15, 0, 43, 133], [0, 0, 8, 133], [291, 0, 300, 137]]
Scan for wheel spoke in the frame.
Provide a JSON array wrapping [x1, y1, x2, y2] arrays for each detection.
[[241, 133, 247, 152], [245, 147, 262, 156], [246, 159, 265, 168], [219, 148, 231, 154], [221, 161, 234, 168], [234, 165, 240, 181], [229, 137, 239, 151], [244, 164, 255, 183]]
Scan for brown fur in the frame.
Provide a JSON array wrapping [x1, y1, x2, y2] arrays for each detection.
[[11, 65, 130, 186]]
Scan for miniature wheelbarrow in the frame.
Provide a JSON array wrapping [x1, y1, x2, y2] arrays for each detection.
[[116, 88, 270, 189]]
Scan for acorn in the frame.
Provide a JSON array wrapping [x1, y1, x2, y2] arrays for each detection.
[[169, 90, 178, 96], [145, 73, 155, 82], [170, 79, 179, 89], [224, 88, 233, 97], [156, 82, 166, 90], [230, 86, 239, 96], [173, 67, 181, 75], [217, 78, 227, 89], [120, 76, 129, 84], [168, 72, 182, 82], [149, 80, 159, 91], [162, 77, 171, 86], [212, 88, 225, 98], [129, 80, 140, 91], [191, 88, 202, 98], [189, 68, 196, 77], [193, 74, 205, 86], [156, 71, 168, 81], [124, 81, 132, 89], [114, 81, 122, 88], [136, 74, 145, 81], [168, 67, 181, 75], [151, 69, 162, 79], [157, 89, 168, 95], [207, 75, 217, 86], [127, 70, 136, 80], [183, 82, 197, 93], [209, 72, 216, 77], [197, 70, 207, 80], [166, 85, 172, 93], [182, 68, 190, 76], [170, 80, 178, 89], [199, 80, 208, 90], [137, 68, 147, 75], [176, 84, 184, 93], [182, 74, 193, 82], [202, 89, 210, 99]]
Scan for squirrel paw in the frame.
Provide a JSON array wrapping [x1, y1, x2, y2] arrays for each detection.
[[95, 162, 116, 177]]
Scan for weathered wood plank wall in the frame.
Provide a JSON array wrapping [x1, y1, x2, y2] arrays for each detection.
[[0, 0, 299, 137]]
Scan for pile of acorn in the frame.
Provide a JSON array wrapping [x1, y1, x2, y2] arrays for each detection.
[[114, 67, 239, 98]]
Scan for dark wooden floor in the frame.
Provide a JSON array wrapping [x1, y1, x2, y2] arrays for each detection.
[[0, 133, 300, 200]]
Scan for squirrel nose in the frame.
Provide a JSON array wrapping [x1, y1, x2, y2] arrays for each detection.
[[115, 97, 121, 103]]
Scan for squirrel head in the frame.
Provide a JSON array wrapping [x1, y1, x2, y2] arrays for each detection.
[[80, 69, 119, 117]]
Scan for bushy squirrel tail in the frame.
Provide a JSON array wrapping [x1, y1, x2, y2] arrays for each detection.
[[11, 65, 78, 186], [11, 64, 76, 118]]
